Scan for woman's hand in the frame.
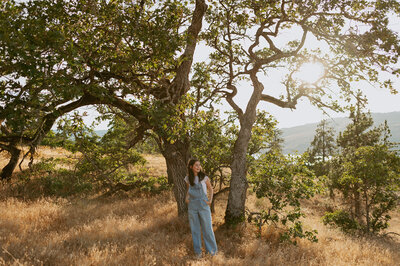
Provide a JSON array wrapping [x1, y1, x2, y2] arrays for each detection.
[[186, 198, 190, 204], [204, 200, 211, 206]]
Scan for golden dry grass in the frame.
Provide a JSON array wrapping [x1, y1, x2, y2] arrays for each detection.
[[141, 154, 167, 177], [0, 146, 78, 172], [1, 149, 400, 265], [0, 146, 166, 177], [1, 189, 399, 265]]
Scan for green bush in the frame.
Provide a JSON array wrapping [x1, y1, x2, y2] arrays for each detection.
[[248, 152, 321, 244], [125, 174, 170, 194], [322, 210, 360, 234], [40, 169, 93, 197]]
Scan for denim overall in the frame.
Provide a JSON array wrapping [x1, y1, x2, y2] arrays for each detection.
[[188, 181, 218, 256]]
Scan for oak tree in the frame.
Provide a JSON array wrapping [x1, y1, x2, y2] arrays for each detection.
[[204, 0, 400, 224]]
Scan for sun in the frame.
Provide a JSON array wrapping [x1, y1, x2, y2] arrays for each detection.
[[294, 62, 325, 84]]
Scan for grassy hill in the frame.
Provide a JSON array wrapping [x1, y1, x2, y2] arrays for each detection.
[[281, 111, 400, 154]]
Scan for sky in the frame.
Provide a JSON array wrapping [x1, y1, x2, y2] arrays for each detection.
[[80, 11, 400, 131]]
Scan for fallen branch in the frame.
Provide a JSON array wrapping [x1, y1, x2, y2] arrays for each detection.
[[2, 247, 23, 266], [382, 232, 400, 238], [101, 182, 142, 197]]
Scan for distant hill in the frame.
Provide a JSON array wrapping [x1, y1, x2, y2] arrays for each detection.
[[280, 111, 400, 154], [93, 112, 400, 155], [96, 129, 108, 137]]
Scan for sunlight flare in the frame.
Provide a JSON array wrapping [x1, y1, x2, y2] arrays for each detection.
[[294, 62, 325, 84]]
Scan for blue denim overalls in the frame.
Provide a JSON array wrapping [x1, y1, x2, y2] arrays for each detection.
[[187, 181, 218, 256]]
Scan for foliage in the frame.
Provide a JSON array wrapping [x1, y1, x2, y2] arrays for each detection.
[[124, 174, 171, 195], [325, 103, 400, 234], [248, 152, 321, 244], [10, 158, 93, 198], [322, 210, 360, 234], [56, 112, 146, 187], [40, 130, 74, 148], [190, 109, 234, 190], [134, 137, 160, 155], [246, 111, 280, 166]]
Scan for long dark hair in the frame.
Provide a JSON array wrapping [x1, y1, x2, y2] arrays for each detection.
[[187, 159, 205, 186]]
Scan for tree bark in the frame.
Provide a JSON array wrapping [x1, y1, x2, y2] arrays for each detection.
[[162, 140, 191, 216], [0, 144, 21, 180], [224, 122, 255, 224], [225, 73, 262, 224], [354, 188, 362, 221]]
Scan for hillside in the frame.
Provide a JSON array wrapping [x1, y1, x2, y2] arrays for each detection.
[[281, 111, 400, 154]]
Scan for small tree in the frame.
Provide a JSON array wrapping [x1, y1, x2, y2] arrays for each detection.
[[324, 102, 400, 234], [308, 119, 336, 163], [307, 119, 336, 180], [248, 152, 320, 244]]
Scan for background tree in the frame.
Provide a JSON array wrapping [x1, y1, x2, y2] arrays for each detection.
[[308, 119, 336, 164], [204, 0, 400, 224], [324, 104, 400, 233], [307, 119, 336, 177], [55, 111, 146, 188], [334, 94, 383, 219], [265, 128, 284, 155]]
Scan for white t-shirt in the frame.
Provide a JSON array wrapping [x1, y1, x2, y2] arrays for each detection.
[[184, 175, 209, 195]]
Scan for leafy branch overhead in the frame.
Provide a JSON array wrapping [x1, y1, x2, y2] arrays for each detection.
[[204, 0, 400, 113]]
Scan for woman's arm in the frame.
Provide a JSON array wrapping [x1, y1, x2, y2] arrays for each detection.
[[185, 182, 190, 204], [205, 178, 213, 206]]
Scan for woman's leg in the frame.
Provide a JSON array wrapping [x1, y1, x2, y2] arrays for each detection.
[[188, 205, 202, 255], [198, 205, 218, 255]]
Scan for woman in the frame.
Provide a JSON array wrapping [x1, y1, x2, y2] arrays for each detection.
[[185, 159, 218, 258]]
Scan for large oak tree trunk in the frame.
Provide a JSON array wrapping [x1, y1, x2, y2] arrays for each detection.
[[224, 126, 252, 224], [162, 140, 191, 216]]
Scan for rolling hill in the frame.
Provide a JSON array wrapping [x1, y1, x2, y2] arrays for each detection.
[[280, 111, 400, 154]]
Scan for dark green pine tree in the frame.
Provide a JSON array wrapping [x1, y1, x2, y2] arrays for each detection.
[[309, 119, 336, 163]]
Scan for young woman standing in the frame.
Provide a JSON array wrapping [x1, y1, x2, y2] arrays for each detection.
[[185, 159, 218, 258]]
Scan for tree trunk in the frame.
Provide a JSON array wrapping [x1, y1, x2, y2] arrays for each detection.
[[364, 189, 370, 232], [0, 144, 21, 180], [162, 140, 191, 216], [354, 188, 361, 222], [224, 130, 251, 224], [225, 72, 262, 225]]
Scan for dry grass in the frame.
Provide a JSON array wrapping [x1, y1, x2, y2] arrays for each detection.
[[141, 154, 167, 177], [0, 146, 166, 177], [0, 146, 77, 172], [1, 189, 399, 265], [1, 148, 400, 265]]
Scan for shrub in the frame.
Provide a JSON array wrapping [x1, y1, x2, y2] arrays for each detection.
[[322, 210, 360, 234], [248, 152, 321, 244]]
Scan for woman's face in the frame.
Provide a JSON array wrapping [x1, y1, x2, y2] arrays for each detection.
[[191, 161, 201, 175]]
